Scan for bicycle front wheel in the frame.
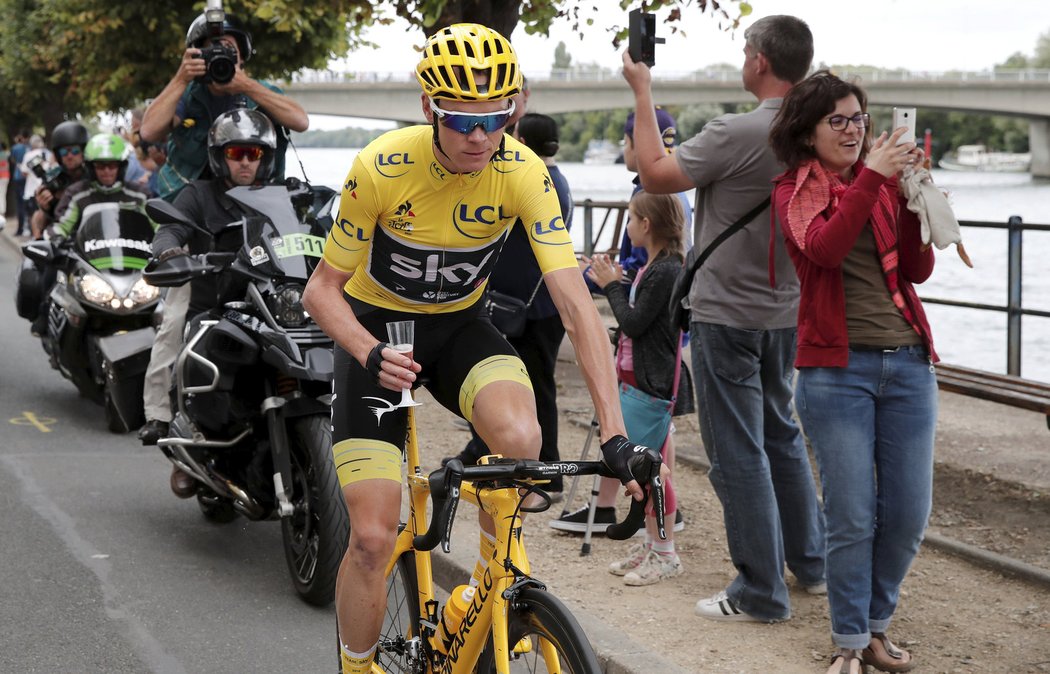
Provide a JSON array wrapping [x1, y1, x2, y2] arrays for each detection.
[[375, 551, 422, 674], [475, 587, 600, 674]]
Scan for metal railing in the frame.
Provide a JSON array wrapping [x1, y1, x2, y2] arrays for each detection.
[[575, 199, 1049, 377]]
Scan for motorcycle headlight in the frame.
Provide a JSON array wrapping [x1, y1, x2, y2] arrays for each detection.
[[78, 273, 116, 306], [128, 278, 160, 306], [270, 283, 307, 327]]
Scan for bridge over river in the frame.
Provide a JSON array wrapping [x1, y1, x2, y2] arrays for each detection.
[[284, 68, 1050, 177]]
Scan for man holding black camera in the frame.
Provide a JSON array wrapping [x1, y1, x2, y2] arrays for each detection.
[[139, 7, 307, 202], [29, 121, 90, 239]]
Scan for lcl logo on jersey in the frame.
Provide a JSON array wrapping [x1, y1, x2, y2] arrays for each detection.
[[452, 200, 515, 240], [429, 161, 447, 182], [528, 215, 571, 246], [344, 176, 359, 199], [491, 149, 525, 174], [335, 218, 370, 245], [374, 153, 414, 178]]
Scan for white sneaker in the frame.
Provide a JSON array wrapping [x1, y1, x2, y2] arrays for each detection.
[[694, 590, 761, 622], [608, 542, 650, 576], [623, 550, 683, 586]]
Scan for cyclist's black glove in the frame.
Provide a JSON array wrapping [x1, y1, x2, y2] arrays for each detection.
[[366, 341, 389, 383], [600, 434, 648, 486]]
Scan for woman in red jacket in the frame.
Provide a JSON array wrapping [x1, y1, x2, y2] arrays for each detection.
[[769, 71, 935, 674]]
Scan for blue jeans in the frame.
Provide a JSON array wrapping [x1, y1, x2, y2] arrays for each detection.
[[795, 346, 937, 649], [691, 322, 826, 621]]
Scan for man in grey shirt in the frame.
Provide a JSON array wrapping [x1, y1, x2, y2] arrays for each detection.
[[622, 14, 825, 622]]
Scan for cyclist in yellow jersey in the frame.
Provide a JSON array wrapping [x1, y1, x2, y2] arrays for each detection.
[[302, 24, 649, 674]]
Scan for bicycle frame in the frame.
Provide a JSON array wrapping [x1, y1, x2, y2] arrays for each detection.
[[378, 409, 555, 674]]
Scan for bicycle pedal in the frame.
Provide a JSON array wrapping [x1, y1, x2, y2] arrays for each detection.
[[512, 636, 533, 655]]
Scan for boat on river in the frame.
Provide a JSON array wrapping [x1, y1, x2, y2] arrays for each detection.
[[938, 145, 1031, 173]]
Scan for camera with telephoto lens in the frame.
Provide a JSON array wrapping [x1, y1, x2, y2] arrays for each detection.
[[26, 153, 71, 196], [628, 9, 665, 68], [196, 0, 237, 84]]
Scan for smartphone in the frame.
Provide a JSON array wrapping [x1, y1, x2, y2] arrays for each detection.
[[892, 107, 917, 145], [628, 9, 664, 67]]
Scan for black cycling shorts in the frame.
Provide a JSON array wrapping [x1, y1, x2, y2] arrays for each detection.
[[331, 301, 532, 486]]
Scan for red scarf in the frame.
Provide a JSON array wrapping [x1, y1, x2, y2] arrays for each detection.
[[786, 159, 919, 333]]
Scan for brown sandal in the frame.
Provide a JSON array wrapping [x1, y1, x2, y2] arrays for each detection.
[[826, 649, 866, 674], [861, 633, 914, 673]]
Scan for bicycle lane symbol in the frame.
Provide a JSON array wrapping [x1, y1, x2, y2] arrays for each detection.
[[10, 412, 58, 433]]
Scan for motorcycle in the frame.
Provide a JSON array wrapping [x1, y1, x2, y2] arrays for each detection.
[[18, 206, 160, 433], [143, 181, 349, 606]]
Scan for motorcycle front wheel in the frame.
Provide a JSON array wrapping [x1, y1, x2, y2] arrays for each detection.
[[281, 413, 350, 606]]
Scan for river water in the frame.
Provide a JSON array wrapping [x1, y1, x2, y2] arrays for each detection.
[[286, 147, 1050, 382]]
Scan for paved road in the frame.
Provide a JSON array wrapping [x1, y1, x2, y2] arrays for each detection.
[[0, 240, 336, 672]]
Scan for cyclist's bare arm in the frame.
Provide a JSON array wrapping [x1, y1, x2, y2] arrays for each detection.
[[543, 266, 643, 500], [303, 260, 420, 393]]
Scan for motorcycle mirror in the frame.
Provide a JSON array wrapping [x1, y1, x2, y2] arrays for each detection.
[[146, 198, 210, 236], [21, 240, 54, 265]]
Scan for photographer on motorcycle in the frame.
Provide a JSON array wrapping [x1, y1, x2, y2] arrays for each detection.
[[139, 109, 277, 473], [139, 10, 307, 202], [30, 133, 151, 336], [30, 121, 89, 238]]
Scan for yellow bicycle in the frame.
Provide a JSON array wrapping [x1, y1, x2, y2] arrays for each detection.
[[371, 408, 665, 674]]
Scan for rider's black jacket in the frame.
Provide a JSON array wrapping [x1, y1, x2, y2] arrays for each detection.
[[152, 178, 249, 316]]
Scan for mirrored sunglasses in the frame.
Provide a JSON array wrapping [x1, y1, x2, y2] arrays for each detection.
[[224, 145, 265, 162], [429, 99, 515, 135], [57, 147, 82, 157]]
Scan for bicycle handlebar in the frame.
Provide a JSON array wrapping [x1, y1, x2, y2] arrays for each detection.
[[411, 450, 666, 552]]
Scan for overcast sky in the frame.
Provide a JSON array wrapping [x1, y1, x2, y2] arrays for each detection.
[[309, 0, 1050, 129]]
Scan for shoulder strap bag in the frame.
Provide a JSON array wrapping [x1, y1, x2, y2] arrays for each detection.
[[668, 196, 771, 332]]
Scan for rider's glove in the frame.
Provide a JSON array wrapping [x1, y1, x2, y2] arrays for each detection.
[[156, 246, 189, 263], [365, 341, 390, 383], [600, 434, 648, 485]]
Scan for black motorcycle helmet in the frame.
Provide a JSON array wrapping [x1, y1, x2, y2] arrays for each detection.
[[50, 121, 90, 154], [185, 12, 253, 62], [207, 108, 276, 183]]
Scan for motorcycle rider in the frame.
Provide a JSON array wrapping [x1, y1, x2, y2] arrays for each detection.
[[139, 110, 277, 486], [29, 121, 89, 239], [31, 133, 150, 336], [139, 10, 307, 202]]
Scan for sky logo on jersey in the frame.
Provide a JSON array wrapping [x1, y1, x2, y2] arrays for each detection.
[[374, 152, 414, 178], [452, 200, 515, 240], [528, 215, 571, 246], [344, 176, 358, 199], [491, 148, 525, 174]]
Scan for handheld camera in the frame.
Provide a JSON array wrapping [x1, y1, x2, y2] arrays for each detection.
[[628, 9, 664, 68], [197, 0, 238, 84], [26, 154, 71, 197]]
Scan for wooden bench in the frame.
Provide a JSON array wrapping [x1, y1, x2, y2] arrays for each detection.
[[935, 363, 1050, 431]]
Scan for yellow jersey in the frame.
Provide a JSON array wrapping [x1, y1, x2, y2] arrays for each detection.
[[322, 125, 577, 313]]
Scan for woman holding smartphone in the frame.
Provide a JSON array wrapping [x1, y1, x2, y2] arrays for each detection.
[[769, 70, 935, 674]]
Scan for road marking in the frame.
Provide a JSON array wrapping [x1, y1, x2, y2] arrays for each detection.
[[10, 412, 57, 432]]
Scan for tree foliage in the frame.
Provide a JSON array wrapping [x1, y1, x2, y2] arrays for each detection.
[[0, 0, 376, 137]]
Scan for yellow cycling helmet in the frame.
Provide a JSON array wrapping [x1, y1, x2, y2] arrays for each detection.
[[416, 23, 523, 101]]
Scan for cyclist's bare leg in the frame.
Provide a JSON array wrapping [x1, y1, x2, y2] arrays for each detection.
[[336, 478, 402, 653], [469, 379, 541, 535]]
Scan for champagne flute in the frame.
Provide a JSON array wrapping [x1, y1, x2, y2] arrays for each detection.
[[386, 320, 421, 408]]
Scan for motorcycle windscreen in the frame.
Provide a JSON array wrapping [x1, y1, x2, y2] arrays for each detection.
[[227, 185, 324, 280], [74, 204, 155, 272]]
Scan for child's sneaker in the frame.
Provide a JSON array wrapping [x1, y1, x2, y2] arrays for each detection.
[[608, 542, 650, 576], [623, 550, 683, 586]]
